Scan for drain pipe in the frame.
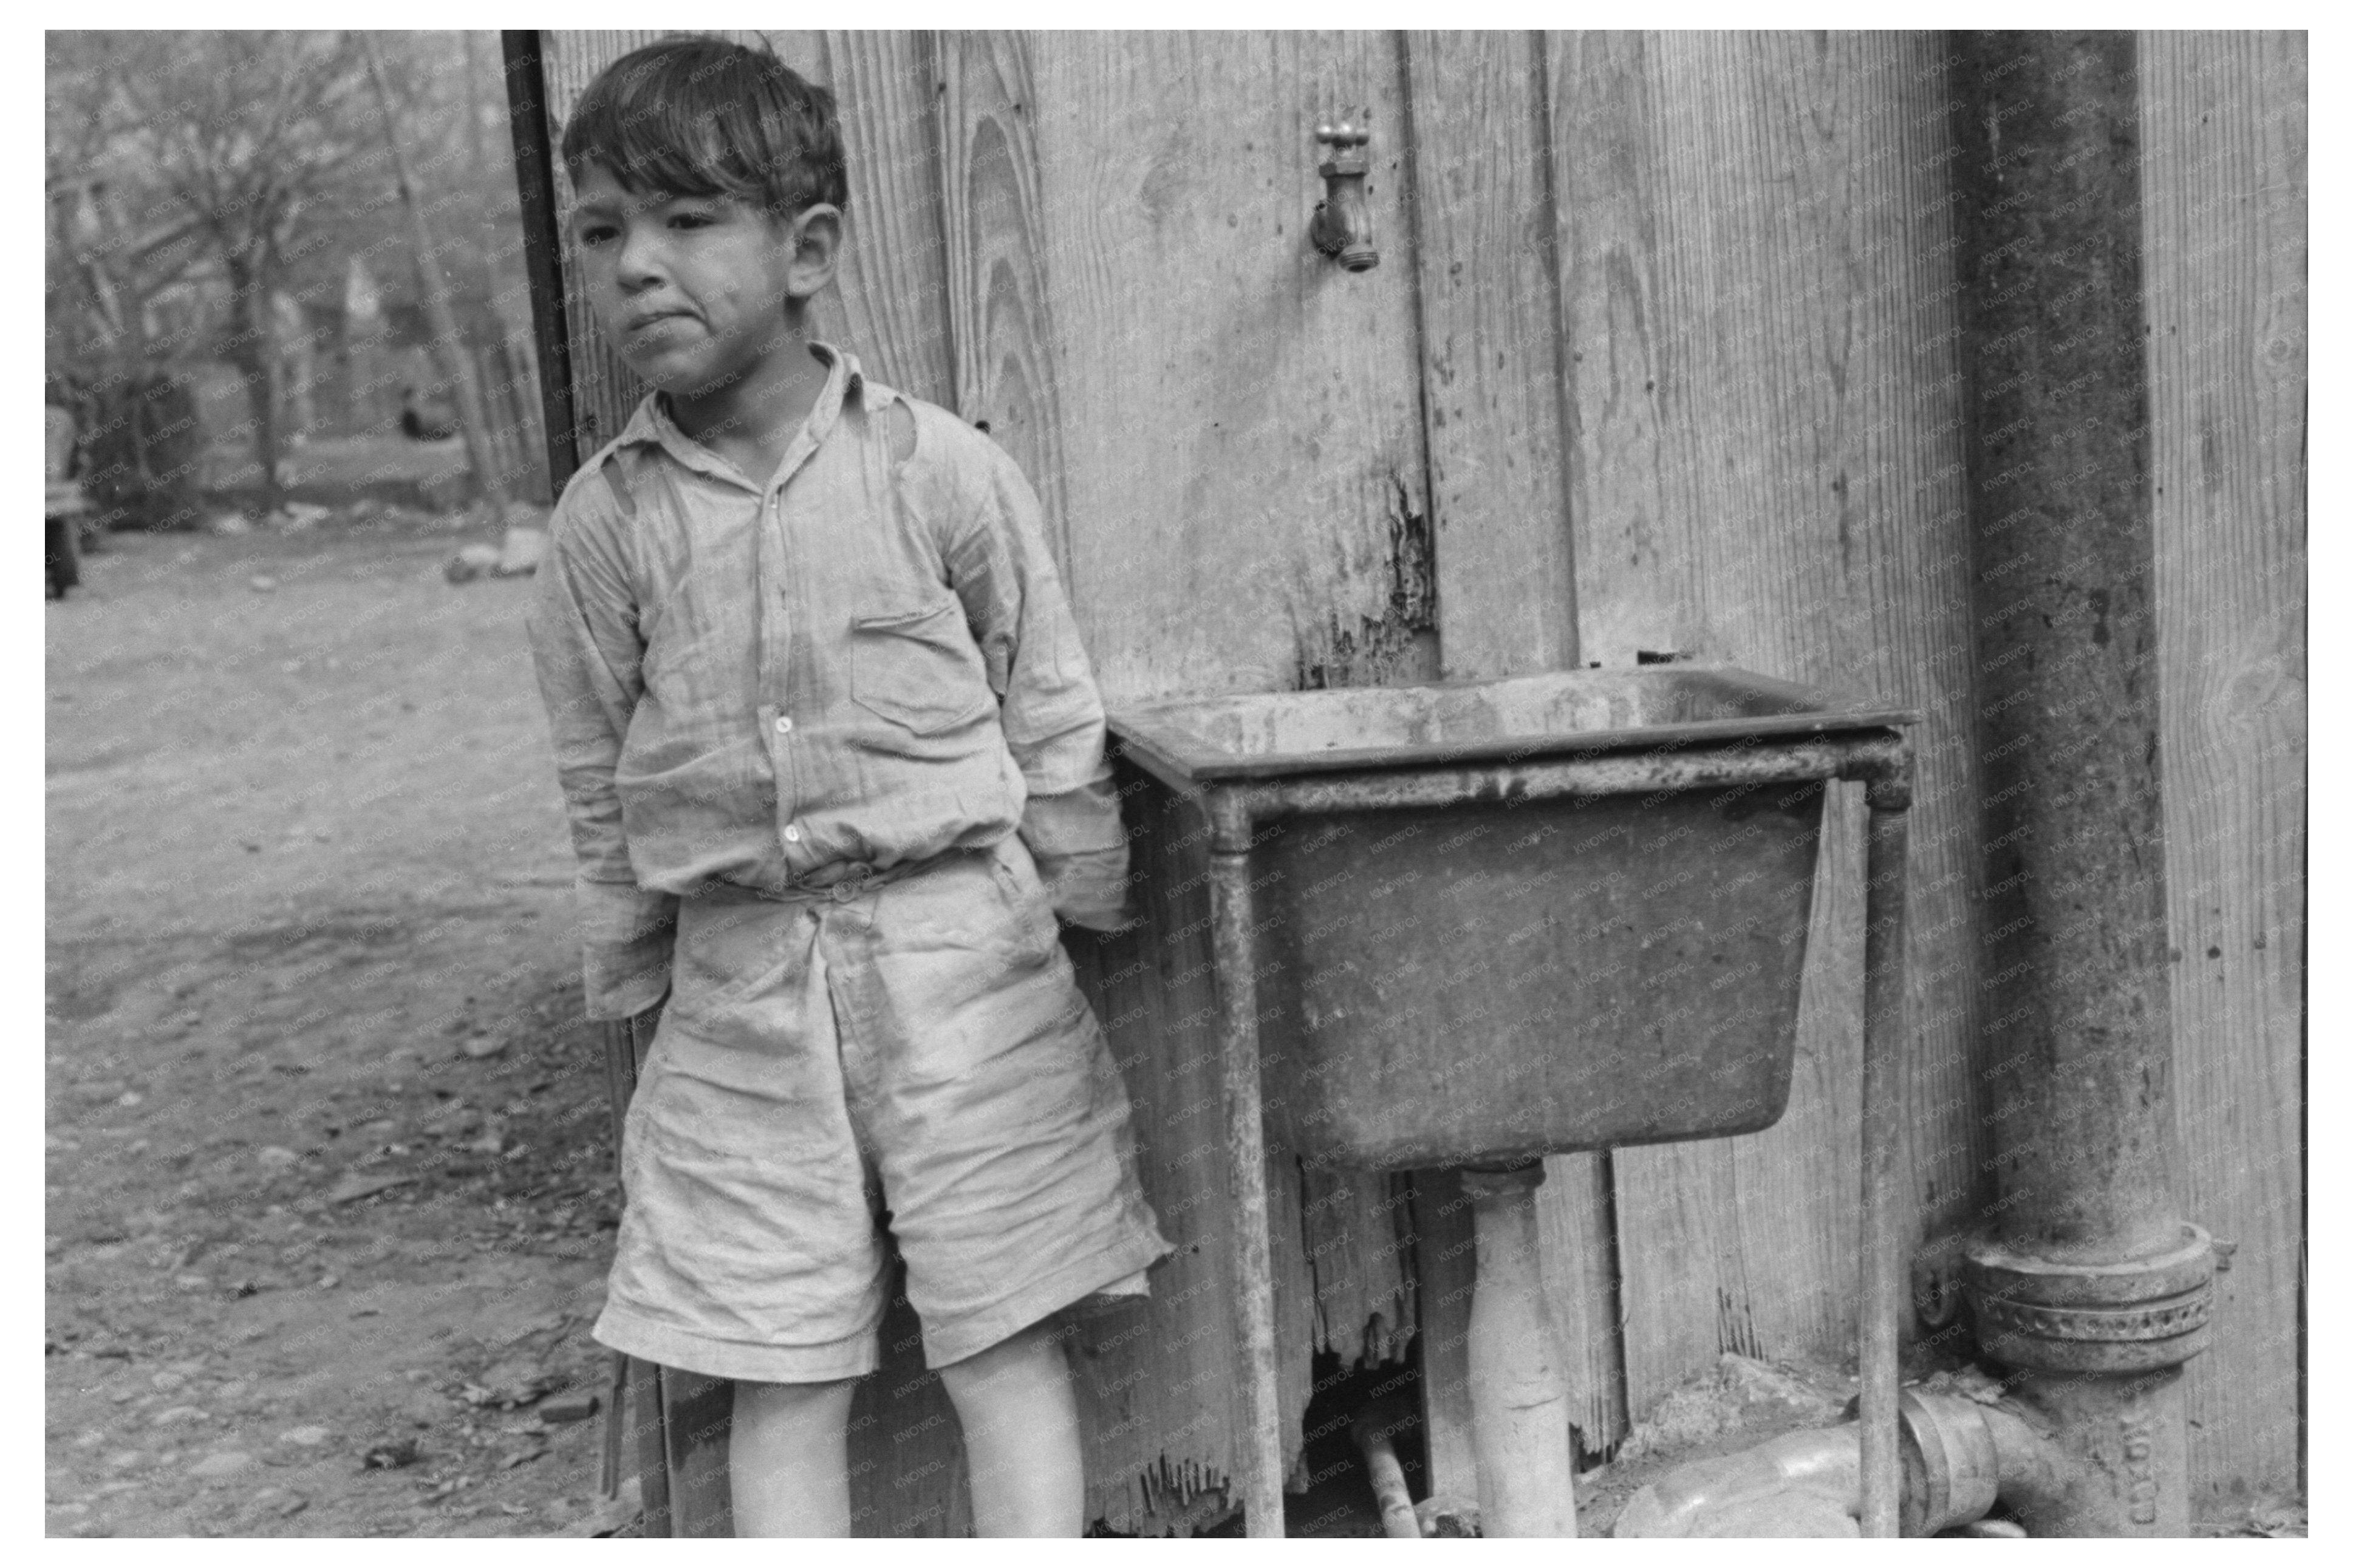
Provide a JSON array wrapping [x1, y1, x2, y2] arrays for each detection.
[[1950, 31, 2215, 1536], [1627, 33, 2218, 1539], [1615, 1388, 2070, 1538]]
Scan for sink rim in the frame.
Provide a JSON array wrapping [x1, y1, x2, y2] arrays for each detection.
[[1106, 664, 1920, 784]]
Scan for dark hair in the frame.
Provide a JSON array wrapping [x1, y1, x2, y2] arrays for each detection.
[[559, 38, 848, 220]]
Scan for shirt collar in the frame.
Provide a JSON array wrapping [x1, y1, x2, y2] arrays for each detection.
[[614, 341, 872, 479]]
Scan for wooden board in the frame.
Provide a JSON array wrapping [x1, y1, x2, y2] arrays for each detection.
[[1016, 32, 1437, 704], [1397, 29, 1622, 1471], [1542, 30, 1983, 1423], [941, 32, 1433, 1529], [1399, 29, 1579, 683], [2139, 29, 2307, 1505]]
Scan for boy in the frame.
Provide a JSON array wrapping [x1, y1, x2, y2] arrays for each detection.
[[527, 39, 1171, 1537]]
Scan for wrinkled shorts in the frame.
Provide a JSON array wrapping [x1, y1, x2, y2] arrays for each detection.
[[592, 833, 1171, 1382]]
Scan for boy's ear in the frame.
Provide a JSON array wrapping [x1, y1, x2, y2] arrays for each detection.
[[785, 203, 843, 301]]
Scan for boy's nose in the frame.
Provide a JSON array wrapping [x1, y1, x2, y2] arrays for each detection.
[[615, 228, 668, 290]]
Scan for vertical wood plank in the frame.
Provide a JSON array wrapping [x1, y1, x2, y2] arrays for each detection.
[[1408, 1168, 1480, 1493], [2140, 29, 2307, 1506], [1021, 32, 1436, 705], [1400, 29, 1579, 681], [757, 32, 957, 405], [1544, 30, 1982, 1426], [993, 31, 1432, 1530], [935, 33, 1076, 577], [1532, 1151, 1629, 1457], [1399, 27, 1622, 1471]]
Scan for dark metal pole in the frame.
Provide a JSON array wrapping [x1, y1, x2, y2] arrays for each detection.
[[1950, 31, 2214, 1537], [500, 30, 582, 493], [1859, 772, 1914, 1538]]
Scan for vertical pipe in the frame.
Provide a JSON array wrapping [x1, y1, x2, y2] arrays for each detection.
[[1208, 796, 1288, 1538], [1858, 790, 1912, 1538], [1954, 30, 2176, 1270], [1461, 1162, 1579, 1537], [1949, 31, 2213, 1536]]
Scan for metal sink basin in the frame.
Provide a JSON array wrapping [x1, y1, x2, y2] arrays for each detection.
[[1109, 666, 1916, 1169]]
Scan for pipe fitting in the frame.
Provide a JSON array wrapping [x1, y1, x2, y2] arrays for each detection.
[[1614, 1389, 2078, 1538], [1961, 1223, 2216, 1374]]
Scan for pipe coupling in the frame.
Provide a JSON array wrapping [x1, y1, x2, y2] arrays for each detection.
[[1960, 1224, 2216, 1374], [1898, 1390, 2001, 1537]]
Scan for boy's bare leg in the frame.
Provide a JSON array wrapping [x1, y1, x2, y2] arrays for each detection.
[[729, 1376, 858, 1536], [939, 1319, 1084, 1536]]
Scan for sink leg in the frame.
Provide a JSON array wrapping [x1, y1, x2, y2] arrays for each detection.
[[1210, 841, 1287, 1538], [1461, 1161, 1579, 1536], [1860, 788, 1913, 1537]]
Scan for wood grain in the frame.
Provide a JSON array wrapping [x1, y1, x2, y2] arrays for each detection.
[[935, 33, 1076, 578], [761, 32, 957, 406], [1543, 30, 1982, 1425], [1019, 32, 1436, 704], [997, 32, 1433, 1530], [1399, 29, 1636, 1474], [2140, 28, 2307, 1504], [1400, 30, 1579, 683]]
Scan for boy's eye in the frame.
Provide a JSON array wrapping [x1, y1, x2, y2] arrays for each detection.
[[668, 211, 714, 230], [578, 224, 617, 246]]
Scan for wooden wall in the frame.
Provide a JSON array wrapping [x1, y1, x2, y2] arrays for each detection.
[[2141, 29, 2307, 1504], [526, 27, 2305, 1527]]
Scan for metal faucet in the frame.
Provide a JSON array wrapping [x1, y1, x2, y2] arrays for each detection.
[[1310, 115, 1377, 271]]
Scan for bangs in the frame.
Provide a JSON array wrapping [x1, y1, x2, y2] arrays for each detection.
[[560, 39, 847, 217]]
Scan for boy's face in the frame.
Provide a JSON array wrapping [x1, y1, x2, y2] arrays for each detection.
[[567, 163, 835, 401]]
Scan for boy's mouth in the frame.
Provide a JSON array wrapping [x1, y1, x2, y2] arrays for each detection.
[[624, 308, 697, 336]]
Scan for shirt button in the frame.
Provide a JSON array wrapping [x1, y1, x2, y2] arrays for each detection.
[[783, 825, 802, 843], [774, 716, 793, 734]]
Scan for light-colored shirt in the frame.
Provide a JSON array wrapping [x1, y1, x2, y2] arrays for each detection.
[[528, 343, 1128, 1021]]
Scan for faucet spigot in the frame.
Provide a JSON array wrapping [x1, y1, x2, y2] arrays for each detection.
[[1310, 116, 1378, 272]]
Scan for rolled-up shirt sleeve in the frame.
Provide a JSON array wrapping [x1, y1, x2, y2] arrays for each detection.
[[947, 443, 1133, 927], [527, 469, 678, 1020]]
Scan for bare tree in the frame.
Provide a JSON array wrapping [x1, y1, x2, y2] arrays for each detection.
[[361, 33, 509, 507], [45, 39, 213, 381], [63, 32, 372, 507]]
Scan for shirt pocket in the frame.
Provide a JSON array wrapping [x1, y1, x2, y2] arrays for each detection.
[[848, 595, 994, 737]]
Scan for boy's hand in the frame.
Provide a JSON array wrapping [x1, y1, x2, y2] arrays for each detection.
[[1034, 848, 1142, 933], [1056, 888, 1143, 934]]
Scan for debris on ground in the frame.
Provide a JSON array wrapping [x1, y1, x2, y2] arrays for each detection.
[[268, 502, 334, 532], [1414, 1494, 1479, 1537], [444, 544, 504, 584], [495, 527, 547, 578], [1612, 1353, 1846, 1467], [464, 1357, 552, 1411], [538, 1391, 599, 1425], [555, 1476, 641, 1538], [361, 1438, 425, 1471]]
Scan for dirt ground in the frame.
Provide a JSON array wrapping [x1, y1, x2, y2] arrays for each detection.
[[46, 511, 624, 1538]]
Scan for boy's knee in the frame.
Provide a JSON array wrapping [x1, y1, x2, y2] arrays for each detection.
[[734, 1375, 860, 1422], [937, 1318, 1068, 1396]]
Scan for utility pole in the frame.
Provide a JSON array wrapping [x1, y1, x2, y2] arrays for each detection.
[[361, 31, 508, 509]]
